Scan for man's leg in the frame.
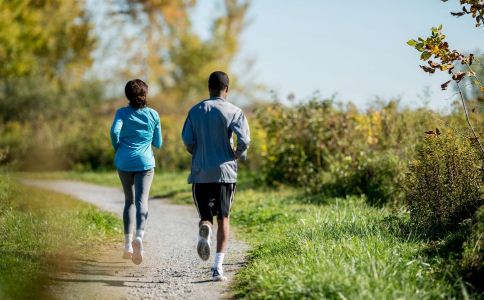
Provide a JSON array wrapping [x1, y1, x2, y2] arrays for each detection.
[[193, 184, 213, 261], [216, 216, 230, 253], [212, 183, 235, 281]]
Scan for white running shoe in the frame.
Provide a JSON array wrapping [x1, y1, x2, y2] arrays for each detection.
[[131, 237, 143, 265], [197, 224, 212, 261], [122, 248, 133, 259], [211, 267, 227, 282]]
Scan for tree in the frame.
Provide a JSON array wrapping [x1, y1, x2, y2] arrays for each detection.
[[0, 0, 95, 81], [407, 0, 484, 154], [0, 0, 97, 122], [456, 51, 484, 101], [105, 0, 250, 109]]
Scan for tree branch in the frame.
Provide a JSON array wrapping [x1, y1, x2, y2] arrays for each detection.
[[456, 81, 484, 155]]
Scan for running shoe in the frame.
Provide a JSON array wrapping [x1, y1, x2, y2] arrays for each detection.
[[211, 267, 227, 282], [197, 224, 212, 261], [131, 237, 143, 265], [122, 249, 133, 259]]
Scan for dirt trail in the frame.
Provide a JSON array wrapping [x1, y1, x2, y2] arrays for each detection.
[[22, 179, 248, 300]]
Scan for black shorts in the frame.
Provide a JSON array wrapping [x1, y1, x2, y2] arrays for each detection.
[[192, 183, 236, 222]]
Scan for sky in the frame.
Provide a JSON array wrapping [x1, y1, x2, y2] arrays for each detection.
[[192, 0, 484, 111]]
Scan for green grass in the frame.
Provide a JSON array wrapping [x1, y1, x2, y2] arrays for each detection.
[[0, 173, 122, 299], [19, 171, 469, 299], [231, 189, 460, 299]]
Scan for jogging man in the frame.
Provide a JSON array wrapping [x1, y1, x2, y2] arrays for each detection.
[[181, 71, 250, 281]]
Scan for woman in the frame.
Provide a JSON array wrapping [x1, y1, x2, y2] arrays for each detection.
[[110, 79, 162, 265]]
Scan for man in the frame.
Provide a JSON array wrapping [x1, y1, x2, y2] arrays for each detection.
[[181, 71, 250, 281]]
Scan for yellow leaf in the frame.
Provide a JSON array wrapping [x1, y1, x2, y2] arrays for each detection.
[[439, 64, 452, 71], [431, 45, 440, 55]]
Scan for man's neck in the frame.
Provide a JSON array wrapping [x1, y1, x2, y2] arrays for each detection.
[[209, 94, 226, 100]]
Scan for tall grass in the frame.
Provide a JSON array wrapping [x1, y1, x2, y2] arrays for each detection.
[[0, 173, 122, 299], [232, 189, 461, 299]]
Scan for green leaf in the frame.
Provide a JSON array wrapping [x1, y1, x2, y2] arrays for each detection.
[[416, 43, 424, 51], [420, 51, 432, 61], [438, 24, 442, 30], [407, 39, 417, 46]]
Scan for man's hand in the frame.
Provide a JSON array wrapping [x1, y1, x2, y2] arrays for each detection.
[[186, 144, 194, 155]]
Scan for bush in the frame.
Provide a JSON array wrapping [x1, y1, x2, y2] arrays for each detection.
[[323, 153, 404, 206], [256, 98, 364, 186], [404, 131, 482, 236], [461, 205, 484, 289], [255, 97, 438, 204], [0, 122, 32, 168], [62, 118, 114, 171], [154, 114, 191, 170]]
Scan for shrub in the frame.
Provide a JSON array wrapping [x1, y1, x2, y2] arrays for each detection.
[[323, 153, 404, 206], [256, 98, 363, 186], [62, 119, 114, 171], [0, 122, 34, 168], [404, 131, 482, 237], [154, 114, 191, 170], [461, 205, 484, 289], [255, 97, 438, 203]]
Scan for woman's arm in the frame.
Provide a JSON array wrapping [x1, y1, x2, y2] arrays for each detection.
[[110, 110, 123, 150], [152, 116, 162, 149]]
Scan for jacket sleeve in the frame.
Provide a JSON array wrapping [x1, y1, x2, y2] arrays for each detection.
[[152, 114, 162, 149], [230, 109, 251, 160], [110, 110, 123, 150], [181, 115, 195, 154]]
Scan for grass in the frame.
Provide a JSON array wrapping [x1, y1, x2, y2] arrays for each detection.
[[231, 189, 460, 299], [0, 172, 122, 299], [19, 170, 469, 299]]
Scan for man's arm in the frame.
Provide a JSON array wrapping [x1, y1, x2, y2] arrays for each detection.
[[110, 110, 123, 150], [181, 115, 195, 154], [230, 110, 251, 160]]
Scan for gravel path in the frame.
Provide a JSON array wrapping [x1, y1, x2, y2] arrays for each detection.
[[21, 179, 248, 300]]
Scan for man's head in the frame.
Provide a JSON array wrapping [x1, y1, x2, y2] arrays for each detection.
[[208, 71, 229, 98]]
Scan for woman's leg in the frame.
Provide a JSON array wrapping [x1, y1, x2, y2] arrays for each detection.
[[133, 168, 154, 239], [118, 170, 135, 246]]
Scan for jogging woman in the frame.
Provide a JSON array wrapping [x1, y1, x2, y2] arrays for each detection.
[[110, 79, 162, 265]]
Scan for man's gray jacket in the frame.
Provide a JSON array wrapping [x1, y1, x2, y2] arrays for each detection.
[[181, 96, 251, 183]]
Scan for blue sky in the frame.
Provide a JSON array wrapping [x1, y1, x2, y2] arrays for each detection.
[[192, 0, 483, 110]]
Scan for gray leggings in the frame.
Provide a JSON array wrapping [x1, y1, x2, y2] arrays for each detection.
[[118, 168, 154, 234]]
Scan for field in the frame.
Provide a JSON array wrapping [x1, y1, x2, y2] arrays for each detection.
[[0, 173, 122, 299], [21, 171, 472, 299]]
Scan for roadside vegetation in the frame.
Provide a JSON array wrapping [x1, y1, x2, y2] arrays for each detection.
[[0, 172, 121, 299], [28, 169, 482, 298], [10, 93, 484, 298]]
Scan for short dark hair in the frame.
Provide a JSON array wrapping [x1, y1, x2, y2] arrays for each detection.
[[208, 71, 229, 91], [125, 79, 148, 109]]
